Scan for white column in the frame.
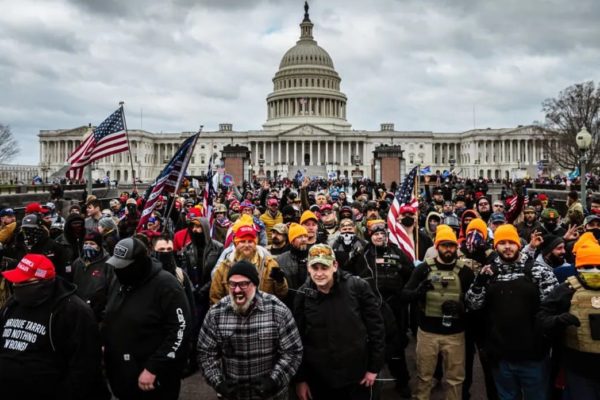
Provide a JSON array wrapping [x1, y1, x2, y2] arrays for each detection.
[[278, 141, 281, 163], [333, 141, 337, 164], [302, 141, 305, 163], [294, 141, 297, 165], [317, 141, 321, 165], [325, 141, 329, 163]]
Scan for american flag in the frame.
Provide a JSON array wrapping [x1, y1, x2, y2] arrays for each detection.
[[66, 107, 129, 181], [137, 133, 199, 232], [387, 165, 419, 261], [201, 159, 217, 223]]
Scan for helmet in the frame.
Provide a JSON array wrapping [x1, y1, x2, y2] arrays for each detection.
[[214, 203, 227, 213]]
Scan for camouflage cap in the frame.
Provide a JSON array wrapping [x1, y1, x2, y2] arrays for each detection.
[[308, 244, 336, 268]]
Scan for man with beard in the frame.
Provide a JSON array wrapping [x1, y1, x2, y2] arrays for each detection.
[[211, 203, 231, 244], [210, 225, 287, 305], [365, 200, 381, 221], [330, 218, 366, 274], [465, 225, 556, 400], [294, 244, 385, 400], [403, 226, 475, 400], [104, 237, 191, 400], [267, 223, 290, 256], [535, 235, 568, 277], [357, 219, 412, 397], [564, 190, 584, 227], [475, 197, 492, 223], [0, 254, 110, 400], [199, 261, 303, 400], [260, 197, 283, 244], [320, 203, 338, 237], [277, 223, 309, 308], [537, 238, 600, 399], [517, 206, 543, 242], [72, 231, 114, 322]]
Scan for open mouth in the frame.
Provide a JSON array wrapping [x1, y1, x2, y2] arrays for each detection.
[[233, 294, 246, 304]]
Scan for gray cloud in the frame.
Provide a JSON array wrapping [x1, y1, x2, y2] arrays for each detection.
[[1, 0, 599, 164]]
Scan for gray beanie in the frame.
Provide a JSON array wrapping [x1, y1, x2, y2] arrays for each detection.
[[99, 216, 118, 231]]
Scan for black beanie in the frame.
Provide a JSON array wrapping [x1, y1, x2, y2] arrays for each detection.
[[540, 234, 564, 257], [84, 231, 103, 248], [228, 260, 259, 286]]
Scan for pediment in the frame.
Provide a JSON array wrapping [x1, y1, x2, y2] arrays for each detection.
[[278, 124, 336, 137]]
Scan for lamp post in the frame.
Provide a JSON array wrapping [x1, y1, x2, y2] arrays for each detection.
[[576, 126, 592, 207]]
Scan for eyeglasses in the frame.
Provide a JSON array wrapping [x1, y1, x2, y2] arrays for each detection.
[[493, 204, 505, 208], [227, 280, 252, 290], [321, 211, 332, 216], [479, 202, 489, 206]]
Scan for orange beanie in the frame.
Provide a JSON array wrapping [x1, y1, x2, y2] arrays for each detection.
[[573, 232, 599, 255], [466, 218, 488, 241], [434, 224, 458, 247], [493, 224, 521, 248], [575, 241, 600, 268]]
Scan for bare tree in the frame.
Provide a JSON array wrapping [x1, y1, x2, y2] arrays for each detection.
[[0, 124, 19, 164], [542, 81, 600, 171]]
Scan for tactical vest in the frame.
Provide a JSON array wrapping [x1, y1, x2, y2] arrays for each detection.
[[565, 276, 600, 354], [424, 258, 463, 318]]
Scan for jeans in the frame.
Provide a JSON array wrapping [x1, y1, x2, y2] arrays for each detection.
[[492, 358, 549, 400]]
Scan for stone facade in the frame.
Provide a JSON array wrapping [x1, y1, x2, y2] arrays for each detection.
[[37, 4, 555, 183]]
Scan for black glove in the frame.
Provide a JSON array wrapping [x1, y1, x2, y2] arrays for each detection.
[[256, 376, 279, 398], [441, 300, 462, 316], [269, 267, 286, 283], [416, 279, 434, 299], [556, 312, 581, 327], [474, 271, 491, 287], [216, 380, 238, 399]]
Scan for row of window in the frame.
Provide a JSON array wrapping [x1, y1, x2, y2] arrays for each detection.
[[275, 76, 339, 90]]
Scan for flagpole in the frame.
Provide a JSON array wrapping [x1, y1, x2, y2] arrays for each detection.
[[162, 127, 203, 233], [120, 101, 137, 193], [415, 165, 420, 261]]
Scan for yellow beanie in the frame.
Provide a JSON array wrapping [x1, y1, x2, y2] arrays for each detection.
[[300, 210, 318, 225], [466, 218, 488, 241], [434, 224, 458, 247], [575, 241, 600, 268], [232, 214, 254, 233], [288, 223, 308, 243], [493, 224, 521, 248]]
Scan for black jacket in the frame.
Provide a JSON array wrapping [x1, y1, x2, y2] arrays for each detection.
[[277, 247, 309, 308], [102, 260, 192, 398], [72, 252, 115, 322], [180, 217, 223, 303], [12, 236, 68, 282], [0, 278, 110, 400], [293, 271, 385, 388]]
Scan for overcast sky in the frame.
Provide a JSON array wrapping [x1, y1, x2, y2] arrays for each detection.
[[2, 0, 599, 165]]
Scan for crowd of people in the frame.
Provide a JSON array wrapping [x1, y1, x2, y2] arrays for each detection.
[[0, 174, 599, 400]]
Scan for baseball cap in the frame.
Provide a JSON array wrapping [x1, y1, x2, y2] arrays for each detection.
[[235, 225, 257, 241], [584, 214, 600, 226], [399, 205, 417, 214], [2, 254, 56, 283], [489, 213, 506, 223], [267, 198, 279, 206], [21, 214, 42, 229], [308, 244, 336, 268], [0, 208, 15, 217], [271, 223, 289, 235], [107, 238, 147, 269], [320, 203, 333, 213]]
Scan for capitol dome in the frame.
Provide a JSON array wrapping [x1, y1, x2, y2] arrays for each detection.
[[263, 1, 351, 131]]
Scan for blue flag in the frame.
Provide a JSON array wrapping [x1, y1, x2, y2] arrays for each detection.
[[420, 166, 431, 175]]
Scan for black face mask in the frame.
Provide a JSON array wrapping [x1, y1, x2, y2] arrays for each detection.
[[156, 251, 177, 273], [192, 231, 205, 247], [13, 279, 55, 308], [544, 221, 557, 232], [115, 258, 150, 287], [401, 216, 415, 227], [22, 228, 47, 249], [127, 205, 137, 215], [590, 228, 600, 241]]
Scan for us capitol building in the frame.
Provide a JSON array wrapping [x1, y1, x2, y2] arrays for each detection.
[[38, 3, 553, 184]]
